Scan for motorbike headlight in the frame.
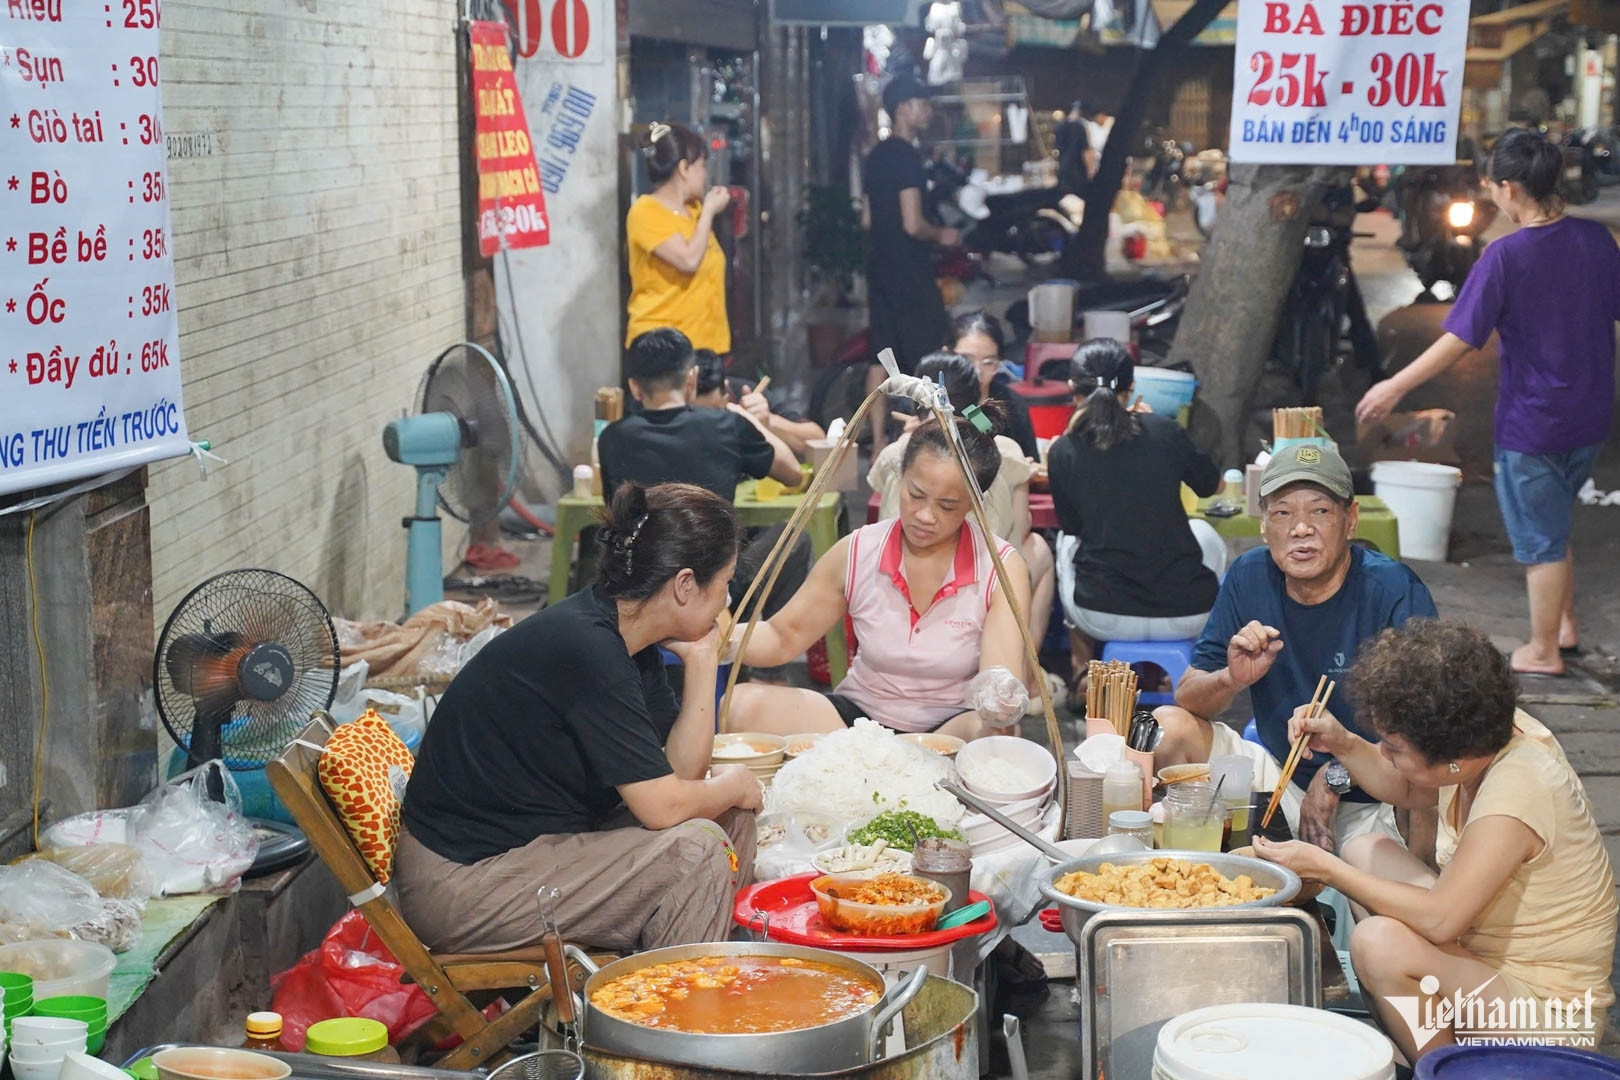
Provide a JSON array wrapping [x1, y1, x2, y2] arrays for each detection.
[[1447, 201, 1475, 229]]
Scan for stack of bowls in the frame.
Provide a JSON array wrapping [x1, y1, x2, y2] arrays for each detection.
[[952, 736, 1060, 857], [1, 971, 35, 1045], [35, 998, 107, 1056], [11, 1016, 89, 1080], [711, 733, 788, 787]]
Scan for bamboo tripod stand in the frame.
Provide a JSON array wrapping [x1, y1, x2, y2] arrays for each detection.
[[716, 352, 1068, 831]]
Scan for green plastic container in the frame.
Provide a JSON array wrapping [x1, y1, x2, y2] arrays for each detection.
[[34, 994, 107, 1019], [128, 1059, 159, 1080]]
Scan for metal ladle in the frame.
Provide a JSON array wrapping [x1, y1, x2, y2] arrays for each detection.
[[936, 778, 1071, 863]]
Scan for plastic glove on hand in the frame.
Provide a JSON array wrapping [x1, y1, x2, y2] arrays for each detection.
[[967, 666, 1030, 728]]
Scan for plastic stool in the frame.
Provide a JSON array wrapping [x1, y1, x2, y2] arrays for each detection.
[[1099, 639, 1195, 706], [1242, 718, 1263, 746], [659, 646, 731, 726]]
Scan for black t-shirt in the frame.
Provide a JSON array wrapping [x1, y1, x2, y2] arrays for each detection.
[[987, 377, 1041, 461], [1048, 412, 1223, 618], [864, 137, 933, 281], [1055, 119, 1089, 192], [401, 586, 679, 863], [599, 405, 775, 502]]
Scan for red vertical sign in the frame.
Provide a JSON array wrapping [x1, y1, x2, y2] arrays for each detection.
[[469, 21, 550, 255]]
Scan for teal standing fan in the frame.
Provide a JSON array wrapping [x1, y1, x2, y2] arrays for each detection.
[[384, 343, 521, 614]]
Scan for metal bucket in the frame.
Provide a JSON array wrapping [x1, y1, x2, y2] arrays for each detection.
[[548, 974, 978, 1079], [568, 942, 927, 1074]]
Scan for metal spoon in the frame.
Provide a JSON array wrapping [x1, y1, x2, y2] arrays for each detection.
[[1004, 1015, 1031, 1080]]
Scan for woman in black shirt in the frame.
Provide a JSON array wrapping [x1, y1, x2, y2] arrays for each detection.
[[395, 483, 762, 954], [951, 311, 1041, 461], [1047, 340, 1226, 662]]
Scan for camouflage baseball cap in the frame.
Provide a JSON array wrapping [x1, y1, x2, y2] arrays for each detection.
[[1259, 443, 1353, 500]]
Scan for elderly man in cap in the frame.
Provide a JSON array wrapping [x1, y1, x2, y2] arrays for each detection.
[[1153, 444, 1438, 851], [861, 74, 963, 456]]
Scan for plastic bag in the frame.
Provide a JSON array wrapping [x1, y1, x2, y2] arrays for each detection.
[[967, 666, 1029, 728], [0, 860, 102, 933], [459, 625, 503, 667], [270, 910, 440, 1050], [127, 760, 260, 895], [329, 661, 373, 726], [40, 809, 135, 848], [22, 844, 156, 902]]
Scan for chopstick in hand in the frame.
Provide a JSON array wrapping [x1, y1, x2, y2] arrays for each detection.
[[1261, 677, 1335, 829]]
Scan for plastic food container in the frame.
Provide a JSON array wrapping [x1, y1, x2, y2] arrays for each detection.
[[304, 1017, 400, 1063], [0, 941, 116, 1000], [810, 874, 950, 936]]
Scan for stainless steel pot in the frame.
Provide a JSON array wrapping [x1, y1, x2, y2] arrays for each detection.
[[1038, 848, 1301, 945], [567, 942, 928, 1073]]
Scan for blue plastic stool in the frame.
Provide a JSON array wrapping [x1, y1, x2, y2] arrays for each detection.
[[659, 647, 731, 727], [1242, 718, 1263, 746], [1099, 639, 1195, 706]]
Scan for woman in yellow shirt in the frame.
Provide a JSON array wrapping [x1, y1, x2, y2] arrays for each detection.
[[626, 122, 732, 355], [1256, 619, 1617, 1063]]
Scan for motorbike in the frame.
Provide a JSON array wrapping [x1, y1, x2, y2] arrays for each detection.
[[1560, 128, 1602, 205], [1393, 165, 1497, 295], [1140, 134, 1191, 208], [1271, 185, 1384, 405], [927, 155, 1072, 268]]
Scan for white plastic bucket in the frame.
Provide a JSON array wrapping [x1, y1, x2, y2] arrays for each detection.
[[1029, 281, 1078, 342], [1083, 309, 1132, 344], [1153, 1003, 1395, 1080], [1370, 460, 1462, 562], [1132, 368, 1197, 416]]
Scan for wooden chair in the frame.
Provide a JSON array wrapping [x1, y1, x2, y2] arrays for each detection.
[[268, 717, 576, 1068]]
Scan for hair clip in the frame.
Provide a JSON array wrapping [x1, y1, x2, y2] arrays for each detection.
[[962, 404, 993, 434]]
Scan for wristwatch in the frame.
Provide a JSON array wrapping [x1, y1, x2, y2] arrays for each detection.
[[1323, 761, 1352, 796]]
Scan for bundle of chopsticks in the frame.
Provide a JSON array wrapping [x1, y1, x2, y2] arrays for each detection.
[[1261, 675, 1336, 829], [595, 387, 624, 424], [1087, 659, 1139, 734], [1273, 406, 1324, 441]]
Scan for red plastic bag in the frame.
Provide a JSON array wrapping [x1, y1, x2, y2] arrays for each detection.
[[270, 910, 439, 1050]]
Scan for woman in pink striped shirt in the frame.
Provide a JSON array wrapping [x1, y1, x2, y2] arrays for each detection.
[[724, 416, 1032, 741]]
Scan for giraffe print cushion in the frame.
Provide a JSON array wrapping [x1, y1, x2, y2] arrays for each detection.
[[318, 709, 415, 884]]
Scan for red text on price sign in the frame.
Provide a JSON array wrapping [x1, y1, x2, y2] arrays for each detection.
[[1228, 1, 1468, 165], [468, 21, 551, 255]]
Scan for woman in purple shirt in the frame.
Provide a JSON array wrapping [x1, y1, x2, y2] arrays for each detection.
[[1357, 130, 1620, 677]]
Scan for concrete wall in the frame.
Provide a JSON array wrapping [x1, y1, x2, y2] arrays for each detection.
[[145, 0, 466, 622]]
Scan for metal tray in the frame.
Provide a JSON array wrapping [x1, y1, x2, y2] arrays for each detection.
[[1078, 908, 1322, 1080]]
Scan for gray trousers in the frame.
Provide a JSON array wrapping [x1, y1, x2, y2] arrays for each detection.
[[394, 809, 756, 954]]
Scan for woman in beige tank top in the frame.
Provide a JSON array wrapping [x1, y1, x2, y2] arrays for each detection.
[[1252, 619, 1616, 1064]]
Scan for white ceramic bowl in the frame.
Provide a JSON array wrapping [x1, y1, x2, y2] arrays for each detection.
[[961, 776, 1055, 807], [10, 1045, 83, 1066], [12, 1057, 70, 1080], [954, 736, 1057, 801], [13, 1018, 89, 1043], [61, 1054, 133, 1080], [153, 1048, 293, 1080]]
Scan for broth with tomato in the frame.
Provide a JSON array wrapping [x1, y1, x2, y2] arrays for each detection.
[[589, 955, 882, 1034]]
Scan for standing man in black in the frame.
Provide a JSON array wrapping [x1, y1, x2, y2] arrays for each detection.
[[862, 75, 961, 457]]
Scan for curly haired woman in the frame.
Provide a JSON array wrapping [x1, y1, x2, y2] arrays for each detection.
[[1255, 619, 1616, 1062]]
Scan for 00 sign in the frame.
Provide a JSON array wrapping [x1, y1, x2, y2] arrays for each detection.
[[501, 0, 592, 60]]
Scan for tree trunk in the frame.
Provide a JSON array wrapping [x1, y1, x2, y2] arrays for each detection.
[[1172, 163, 1349, 467], [1061, 0, 1229, 281]]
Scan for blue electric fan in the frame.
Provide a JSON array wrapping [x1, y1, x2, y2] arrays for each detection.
[[383, 343, 521, 614]]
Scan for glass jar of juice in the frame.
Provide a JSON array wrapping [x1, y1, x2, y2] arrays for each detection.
[[1161, 781, 1227, 852]]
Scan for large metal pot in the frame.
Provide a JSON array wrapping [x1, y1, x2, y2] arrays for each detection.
[[566, 942, 928, 1073], [1039, 849, 1301, 945]]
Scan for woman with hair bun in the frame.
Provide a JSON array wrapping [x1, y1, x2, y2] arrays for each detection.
[[626, 121, 733, 354], [1357, 128, 1620, 678], [1048, 339, 1225, 680], [725, 411, 1033, 742], [395, 483, 760, 954]]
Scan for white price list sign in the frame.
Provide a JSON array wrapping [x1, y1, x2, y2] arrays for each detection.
[[1228, 1, 1469, 165], [0, 0, 189, 497]]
